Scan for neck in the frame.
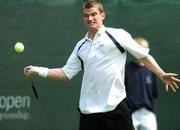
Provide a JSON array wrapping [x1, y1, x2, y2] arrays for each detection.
[[88, 24, 103, 39], [88, 30, 96, 40]]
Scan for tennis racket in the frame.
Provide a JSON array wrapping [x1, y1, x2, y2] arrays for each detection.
[[24, 67, 39, 99]]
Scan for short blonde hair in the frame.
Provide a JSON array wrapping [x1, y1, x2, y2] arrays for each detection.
[[134, 37, 149, 48], [82, 0, 104, 13]]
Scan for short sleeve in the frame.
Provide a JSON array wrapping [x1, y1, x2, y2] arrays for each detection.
[[113, 29, 149, 59], [61, 43, 83, 80]]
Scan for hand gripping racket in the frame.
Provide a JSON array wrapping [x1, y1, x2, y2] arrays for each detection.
[[24, 67, 39, 99]]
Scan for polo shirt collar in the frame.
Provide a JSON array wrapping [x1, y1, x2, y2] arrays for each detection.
[[98, 25, 106, 35], [84, 25, 106, 41]]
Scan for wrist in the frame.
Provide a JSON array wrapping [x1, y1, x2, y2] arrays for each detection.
[[37, 67, 49, 78]]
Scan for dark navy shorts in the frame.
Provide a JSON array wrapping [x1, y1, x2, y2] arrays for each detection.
[[78, 98, 135, 130]]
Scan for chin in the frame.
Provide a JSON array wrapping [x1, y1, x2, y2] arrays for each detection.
[[88, 26, 98, 31]]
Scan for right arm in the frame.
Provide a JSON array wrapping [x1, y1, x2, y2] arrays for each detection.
[[24, 66, 69, 81], [24, 39, 87, 82]]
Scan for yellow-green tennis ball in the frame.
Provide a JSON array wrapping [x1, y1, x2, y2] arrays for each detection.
[[14, 42, 24, 53]]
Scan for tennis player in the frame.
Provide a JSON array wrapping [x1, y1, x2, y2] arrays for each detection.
[[24, 0, 180, 130]]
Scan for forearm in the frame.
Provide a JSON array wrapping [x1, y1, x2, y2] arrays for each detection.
[[139, 54, 180, 92], [139, 54, 165, 78], [47, 68, 69, 81], [24, 66, 69, 81]]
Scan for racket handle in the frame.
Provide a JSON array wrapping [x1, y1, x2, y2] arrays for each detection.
[[24, 67, 31, 73], [30, 79, 39, 99]]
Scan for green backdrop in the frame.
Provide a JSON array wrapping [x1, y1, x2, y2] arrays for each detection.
[[0, 0, 180, 130]]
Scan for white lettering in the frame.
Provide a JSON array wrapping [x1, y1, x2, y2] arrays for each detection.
[[0, 110, 30, 121], [0, 96, 31, 112]]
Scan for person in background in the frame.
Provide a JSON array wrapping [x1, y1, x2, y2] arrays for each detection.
[[24, 1, 180, 130], [125, 37, 158, 130]]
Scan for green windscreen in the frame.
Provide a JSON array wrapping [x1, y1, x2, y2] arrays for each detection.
[[0, 0, 180, 130]]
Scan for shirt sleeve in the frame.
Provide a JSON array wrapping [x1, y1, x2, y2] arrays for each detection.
[[124, 37, 149, 59], [61, 43, 82, 80], [111, 29, 149, 59]]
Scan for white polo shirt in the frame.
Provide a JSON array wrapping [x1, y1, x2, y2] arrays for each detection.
[[62, 26, 149, 114]]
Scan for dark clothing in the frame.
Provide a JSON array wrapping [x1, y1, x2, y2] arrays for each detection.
[[125, 62, 158, 113], [79, 99, 135, 130]]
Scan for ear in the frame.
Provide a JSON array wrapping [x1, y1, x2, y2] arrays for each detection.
[[101, 12, 105, 20]]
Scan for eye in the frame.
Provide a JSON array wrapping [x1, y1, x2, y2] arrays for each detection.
[[92, 12, 97, 17], [83, 12, 98, 18], [83, 14, 89, 18]]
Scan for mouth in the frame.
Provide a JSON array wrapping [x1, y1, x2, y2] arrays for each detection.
[[87, 21, 96, 26]]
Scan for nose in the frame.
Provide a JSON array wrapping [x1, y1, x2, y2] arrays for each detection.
[[88, 15, 93, 20]]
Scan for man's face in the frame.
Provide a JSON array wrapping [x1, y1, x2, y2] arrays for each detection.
[[82, 6, 105, 32]]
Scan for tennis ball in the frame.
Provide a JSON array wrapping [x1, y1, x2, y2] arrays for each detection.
[[14, 42, 24, 53]]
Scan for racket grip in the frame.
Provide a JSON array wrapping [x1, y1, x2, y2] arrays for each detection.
[[24, 67, 31, 73]]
